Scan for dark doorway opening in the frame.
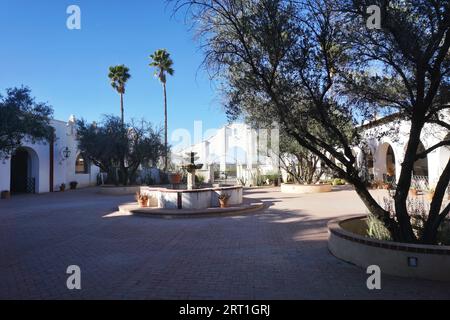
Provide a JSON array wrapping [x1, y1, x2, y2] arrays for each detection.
[[10, 149, 34, 194]]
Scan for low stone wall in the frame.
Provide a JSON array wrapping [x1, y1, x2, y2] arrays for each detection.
[[281, 183, 332, 194], [98, 185, 140, 195], [141, 186, 243, 210], [328, 215, 450, 281]]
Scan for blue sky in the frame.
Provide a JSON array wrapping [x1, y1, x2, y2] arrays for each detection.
[[0, 0, 227, 145]]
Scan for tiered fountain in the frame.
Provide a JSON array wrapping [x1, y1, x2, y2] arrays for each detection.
[[139, 152, 243, 210], [182, 152, 204, 190]]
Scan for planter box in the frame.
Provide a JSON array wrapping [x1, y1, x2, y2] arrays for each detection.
[[1, 191, 11, 199], [281, 183, 332, 194], [328, 215, 450, 281]]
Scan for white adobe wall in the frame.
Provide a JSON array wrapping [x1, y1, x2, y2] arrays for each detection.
[[362, 117, 449, 185], [0, 116, 100, 194], [0, 160, 10, 192]]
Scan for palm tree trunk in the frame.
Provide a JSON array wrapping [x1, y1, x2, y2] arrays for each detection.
[[120, 93, 124, 126], [163, 82, 168, 172]]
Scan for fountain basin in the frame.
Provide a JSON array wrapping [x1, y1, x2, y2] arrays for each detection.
[[140, 185, 243, 210]]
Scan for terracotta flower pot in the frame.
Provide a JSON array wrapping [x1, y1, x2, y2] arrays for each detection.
[[219, 199, 228, 208], [138, 199, 148, 208], [1, 191, 11, 199], [169, 173, 182, 184], [426, 192, 435, 202]]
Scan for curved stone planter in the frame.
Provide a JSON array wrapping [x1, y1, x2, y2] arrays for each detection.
[[140, 186, 243, 210], [328, 215, 450, 281], [281, 183, 332, 194], [98, 185, 140, 195]]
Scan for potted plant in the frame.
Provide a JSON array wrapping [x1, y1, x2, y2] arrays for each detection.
[[135, 192, 149, 208], [409, 186, 418, 197], [218, 193, 231, 208], [382, 181, 392, 190], [60, 183, 66, 192], [425, 186, 435, 202], [169, 171, 182, 184], [69, 181, 78, 190], [1, 190, 11, 199]]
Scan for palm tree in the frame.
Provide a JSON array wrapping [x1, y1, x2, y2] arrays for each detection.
[[108, 65, 131, 126], [150, 49, 174, 172]]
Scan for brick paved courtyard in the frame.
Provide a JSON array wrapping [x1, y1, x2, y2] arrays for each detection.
[[0, 187, 449, 299]]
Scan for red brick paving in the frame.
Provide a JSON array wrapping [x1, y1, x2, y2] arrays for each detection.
[[0, 187, 449, 299]]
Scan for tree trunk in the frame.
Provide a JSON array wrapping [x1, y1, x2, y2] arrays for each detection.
[[350, 175, 401, 241], [421, 158, 450, 244], [394, 120, 423, 243], [163, 82, 168, 172], [120, 93, 124, 126]]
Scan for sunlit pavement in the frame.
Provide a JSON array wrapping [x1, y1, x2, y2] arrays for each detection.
[[0, 187, 449, 299]]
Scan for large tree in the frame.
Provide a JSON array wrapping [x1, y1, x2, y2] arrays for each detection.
[[175, 0, 450, 244], [341, 0, 450, 243], [0, 87, 54, 158], [279, 134, 330, 184], [150, 49, 174, 172], [77, 116, 164, 186], [108, 65, 131, 126]]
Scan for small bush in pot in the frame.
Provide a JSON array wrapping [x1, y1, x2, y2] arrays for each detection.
[[69, 181, 78, 190], [135, 192, 149, 208], [218, 193, 230, 208], [425, 186, 435, 202], [59, 183, 66, 192], [1, 190, 11, 199]]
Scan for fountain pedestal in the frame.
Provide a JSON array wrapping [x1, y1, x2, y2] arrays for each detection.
[[187, 171, 195, 190]]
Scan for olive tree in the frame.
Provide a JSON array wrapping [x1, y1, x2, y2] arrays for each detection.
[[174, 0, 450, 244]]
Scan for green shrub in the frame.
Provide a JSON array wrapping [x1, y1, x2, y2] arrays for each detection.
[[367, 214, 392, 241], [437, 221, 450, 246], [332, 178, 346, 186], [196, 175, 205, 185]]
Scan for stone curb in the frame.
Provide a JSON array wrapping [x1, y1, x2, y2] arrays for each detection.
[[118, 202, 266, 219]]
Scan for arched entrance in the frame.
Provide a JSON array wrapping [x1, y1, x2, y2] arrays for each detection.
[[377, 142, 397, 182], [386, 145, 396, 181], [413, 141, 429, 177], [10, 147, 39, 194]]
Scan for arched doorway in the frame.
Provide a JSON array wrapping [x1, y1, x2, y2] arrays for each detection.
[[386, 145, 396, 181], [10, 147, 39, 194], [413, 141, 429, 177]]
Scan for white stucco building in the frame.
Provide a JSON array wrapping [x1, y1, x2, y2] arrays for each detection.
[[355, 114, 450, 188], [0, 116, 100, 194], [176, 116, 449, 188], [174, 123, 280, 184]]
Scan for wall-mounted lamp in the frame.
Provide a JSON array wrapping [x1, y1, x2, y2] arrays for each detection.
[[62, 147, 71, 159], [59, 147, 71, 165]]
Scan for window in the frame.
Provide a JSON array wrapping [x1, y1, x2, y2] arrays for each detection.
[[75, 154, 88, 174]]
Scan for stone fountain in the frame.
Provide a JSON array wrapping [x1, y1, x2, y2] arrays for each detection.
[[182, 152, 203, 190], [139, 152, 243, 210]]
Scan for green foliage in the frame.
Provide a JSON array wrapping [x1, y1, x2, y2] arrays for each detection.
[[367, 213, 393, 241], [437, 221, 450, 246], [149, 49, 174, 171], [195, 174, 205, 186], [332, 178, 346, 186], [177, 0, 450, 244], [108, 65, 131, 95], [0, 87, 54, 158], [149, 49, 174, 84], [76, 116, 164, 186]]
